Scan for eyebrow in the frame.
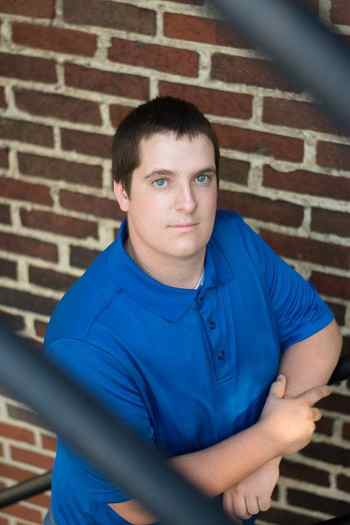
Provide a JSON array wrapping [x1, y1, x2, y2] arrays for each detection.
[[144, 167, 217, 179]]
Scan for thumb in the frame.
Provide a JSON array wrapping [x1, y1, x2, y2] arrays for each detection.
[[297, 384, 331, 406], [269, 374, 287, 399]]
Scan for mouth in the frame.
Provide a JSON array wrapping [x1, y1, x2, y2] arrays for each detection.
[[168, 223, 199, 229]]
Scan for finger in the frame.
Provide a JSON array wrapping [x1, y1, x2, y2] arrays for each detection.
[[223, 492, 234, 517], [258, 495, 272, 512], [269, 374, 286, 399], [298, 385, 331, 406], [246, 496, 259, 516], [312, 407, 322, 421], [232, 493, 251, 520]]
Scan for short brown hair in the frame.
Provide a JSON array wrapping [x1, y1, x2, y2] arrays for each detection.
[[112, 96, 220, 194]]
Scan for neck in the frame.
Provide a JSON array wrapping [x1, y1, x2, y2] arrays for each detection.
[[126, 238, 205, 289]]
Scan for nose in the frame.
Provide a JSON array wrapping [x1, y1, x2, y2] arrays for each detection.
[[175, 182, 197, 213]]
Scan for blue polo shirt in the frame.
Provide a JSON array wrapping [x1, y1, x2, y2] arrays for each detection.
[[45, 210, 333, 525]]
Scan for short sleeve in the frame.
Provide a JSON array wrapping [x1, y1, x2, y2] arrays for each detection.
[[45, 337, 154, 504], [242, 222, 334, 351]]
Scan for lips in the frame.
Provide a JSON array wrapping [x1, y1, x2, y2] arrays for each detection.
[[169, 223, 198, 228]]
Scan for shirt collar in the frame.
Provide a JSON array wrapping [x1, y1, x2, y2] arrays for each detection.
[[109, 218, 233, 323]]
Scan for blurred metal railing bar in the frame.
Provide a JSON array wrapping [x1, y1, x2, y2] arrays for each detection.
[[211, 0, 350, 133]]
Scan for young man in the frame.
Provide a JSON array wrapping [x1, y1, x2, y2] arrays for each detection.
[[44, 97, 341, 525]]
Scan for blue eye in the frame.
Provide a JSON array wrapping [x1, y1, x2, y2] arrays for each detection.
[[152, 178, 168, 188], [196, 174, 210, 185]]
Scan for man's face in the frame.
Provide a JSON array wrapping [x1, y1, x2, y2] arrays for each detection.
[[114, 132, 218, 266]]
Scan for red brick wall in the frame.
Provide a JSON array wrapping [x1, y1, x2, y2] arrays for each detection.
[[0, 1, 349, 523]]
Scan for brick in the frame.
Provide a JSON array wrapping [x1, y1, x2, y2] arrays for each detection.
[[0, 257, 16, 279], [28, 492, 51, 508], [109, 38, 198, 77], [0, 515, 8, 525], [311, 208, 350, 238], [0, 52, 57, 84], [41, 434, 56, 452], [0, 117, 53, 147], [0, 0, 55, 18], [61, 128, 112, 158], [288, 487, 349, 516], [0, 286, 56, 316], [219, 191, 303, 227], [317, 141, 350, 170], [21, 209, 98, 239], [34, 320, 47, 339], [70, 245, 100, 269], [13, 23, 96, 57], [15, 89, 101, 126], [0, 232, 57, 262], [343, 421, 350, 441], [0, 461, 36, 482], [11, 446, 53, 470], [315, 415, 334, 437], [60, 189, 123, 221], [0, 147, 9, 168], [65, 63, 149, 101], [0, 202, 11, 224], [29, 266, 76, 292], [0, 86, 6, 108], [18, 152, 102, 188], [280, 459, 329, 486], [301, 441, 350, 467], [331, 1, 350, 25], [110, 104, 134, 128], [212, 54, 296, 92], [0, 177, 53, 205], [3, 502, 43, 523], [261, 506, 317, 525], [164, 13, 250, 49], [7, 404, 46, 429], [311, 271, 350, 300], [219, 157, 249, 185], [343, 336, 350, 357], [326, 301, 346, 326], [0, 310, 24, 332], [214, 123, 304, 162], [263, 97, 342, 134], [318, 393, 350, 415], [263, 165, 350, 201], [337, 474, 350, 492], [0, 422, 35, 444], [63, 0, 156, 35], [260, 229, 350, 269], [159, 82, 252, 120]]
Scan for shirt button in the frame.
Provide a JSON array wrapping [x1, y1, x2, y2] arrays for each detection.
[[217, 351, 225, 360], [208, 319, 216, 329]]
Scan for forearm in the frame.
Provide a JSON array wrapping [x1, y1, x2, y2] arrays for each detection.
[[268, 320, 341, 470], [111, 419, 285, 524], [279, 319, 342, 397]]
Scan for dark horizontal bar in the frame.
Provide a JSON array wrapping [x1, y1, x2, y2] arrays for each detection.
[[0, 472, 51, 510], [315, 515, 350, 525]]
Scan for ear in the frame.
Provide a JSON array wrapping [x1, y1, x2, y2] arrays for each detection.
[[113, 181, 129, 213]]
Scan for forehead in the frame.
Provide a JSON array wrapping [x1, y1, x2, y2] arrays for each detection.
[[137, 132, 215, 173]]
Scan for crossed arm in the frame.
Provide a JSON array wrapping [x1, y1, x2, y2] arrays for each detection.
[[223, 319, 342, 520], [110, 321, 341, 525]]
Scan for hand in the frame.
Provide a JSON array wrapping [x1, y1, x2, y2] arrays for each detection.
[[260, 375, 330, 456], [223, 458, 280, 520]]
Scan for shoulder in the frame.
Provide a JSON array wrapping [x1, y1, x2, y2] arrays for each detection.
[[46, 241, 125, 345]]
